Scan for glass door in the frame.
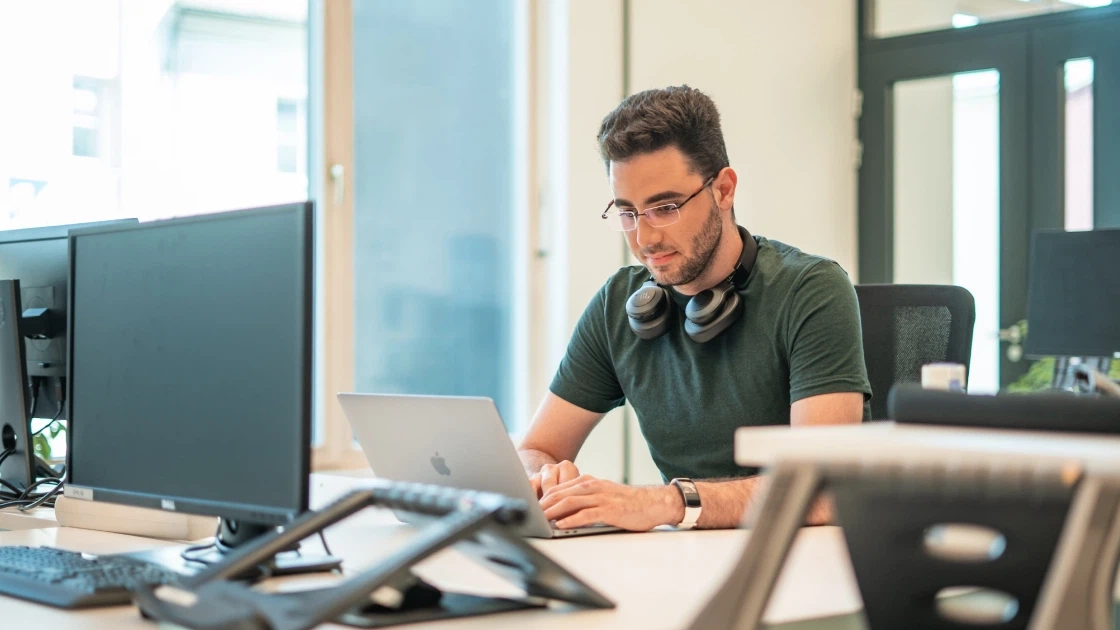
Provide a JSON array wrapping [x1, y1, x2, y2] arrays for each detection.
[[860, 32, 1030, 391], [860, 8, 1120, 392]]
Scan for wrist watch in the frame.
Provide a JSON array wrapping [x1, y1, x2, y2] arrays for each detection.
[[670, 478, 702, 529]]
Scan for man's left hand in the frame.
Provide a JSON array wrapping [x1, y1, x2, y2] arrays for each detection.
[[539, 475, 684, 531]]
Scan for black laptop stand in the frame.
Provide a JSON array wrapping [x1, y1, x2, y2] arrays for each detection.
[[134, 480, 615, 629]]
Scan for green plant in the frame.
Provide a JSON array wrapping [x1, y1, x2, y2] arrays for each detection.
[[32, 421, 65, 461], [1006, 357, 1057, 393]]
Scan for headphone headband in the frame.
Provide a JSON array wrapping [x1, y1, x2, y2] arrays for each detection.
[[726, 225, 758, 290]]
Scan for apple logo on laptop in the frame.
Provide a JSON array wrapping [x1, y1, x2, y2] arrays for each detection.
[[431, 452, 451, 476]]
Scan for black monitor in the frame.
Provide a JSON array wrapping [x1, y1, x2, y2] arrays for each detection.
[[65, 203, 313, 554], [1025, 228, 1120, 359], [0, 220, 137, 421], [0, 220, 137, 490]]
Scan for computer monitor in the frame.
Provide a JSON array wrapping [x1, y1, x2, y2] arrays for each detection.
[[1025, 228, 1120, 359], [0, 219, 137, 490], [65, 202, 313, 553], [0, 220, 137, 421]]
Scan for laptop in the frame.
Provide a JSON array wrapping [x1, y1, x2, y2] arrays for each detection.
[[337, 392, 621, 538]]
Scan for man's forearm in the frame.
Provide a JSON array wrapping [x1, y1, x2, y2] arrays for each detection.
[[691, 477, 832, 529], [518, 448, 558, 475]]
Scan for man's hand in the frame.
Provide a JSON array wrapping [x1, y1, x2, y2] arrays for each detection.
[[539, 474, 684, 531], [528, 460, 581, 499]]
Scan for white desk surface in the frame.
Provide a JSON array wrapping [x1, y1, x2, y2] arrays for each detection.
[[0, 472, 865, 629], [735, 422, 1120, 473]]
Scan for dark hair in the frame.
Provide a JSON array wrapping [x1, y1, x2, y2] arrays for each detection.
[[597, 85, 730, 180]]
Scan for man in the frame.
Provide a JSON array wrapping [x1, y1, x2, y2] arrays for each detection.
[[518, 85, 870, 531]]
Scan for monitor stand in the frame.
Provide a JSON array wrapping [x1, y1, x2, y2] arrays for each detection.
[[1, 427, 66, 494], [0, 424, 33, 493], [0, 279, 34, 495], [125, 517, 342, 579], [1051, 356, 1112, 393]]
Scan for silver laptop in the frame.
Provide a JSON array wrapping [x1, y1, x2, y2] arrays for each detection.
[[337, 392, 620, 539]]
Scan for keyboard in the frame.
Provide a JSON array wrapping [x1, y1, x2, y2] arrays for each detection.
[[0, 545, 182, 609]]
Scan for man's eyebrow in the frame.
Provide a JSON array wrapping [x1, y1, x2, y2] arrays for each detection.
[[613, 189, 685, 208]]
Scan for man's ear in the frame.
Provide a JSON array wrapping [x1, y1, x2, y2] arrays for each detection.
[[714, 167, 738, 212]]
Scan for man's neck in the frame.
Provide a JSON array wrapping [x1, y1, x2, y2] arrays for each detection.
[[674, 224, 746, 296]]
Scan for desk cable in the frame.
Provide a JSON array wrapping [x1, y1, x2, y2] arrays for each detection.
[[180, 525, 335, 568]]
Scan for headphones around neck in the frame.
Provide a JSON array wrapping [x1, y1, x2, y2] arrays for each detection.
[[625, 226, 757, 343]]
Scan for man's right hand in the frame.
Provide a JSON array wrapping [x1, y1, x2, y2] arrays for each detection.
[[529, 460, 581, 499]]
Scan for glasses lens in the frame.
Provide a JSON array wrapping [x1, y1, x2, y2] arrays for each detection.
[[605, 211, 637, 232], [646, 205, 680, 227]]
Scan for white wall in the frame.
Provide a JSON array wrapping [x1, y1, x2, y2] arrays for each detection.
[[628, 0, 859, 275], [539, 0, 627, 482], [543, 0, 859, 484]]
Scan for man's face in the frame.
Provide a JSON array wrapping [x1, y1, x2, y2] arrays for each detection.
[[609, 146, 723, 287]]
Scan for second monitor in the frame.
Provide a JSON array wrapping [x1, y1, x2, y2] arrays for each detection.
[[0, 219, 137, 491], [1025, 228, 1120, 359]]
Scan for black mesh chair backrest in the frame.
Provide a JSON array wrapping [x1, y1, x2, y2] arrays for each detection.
[[855, 284, 976, 420]]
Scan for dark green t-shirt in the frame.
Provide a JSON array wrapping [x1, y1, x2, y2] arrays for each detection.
[[549, 235, 871, 481]]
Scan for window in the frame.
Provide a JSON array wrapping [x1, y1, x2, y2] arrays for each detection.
[[351, 0, 521, 423], [276, 98, 305, 174], [72, 77, 109, 159], [1064, 58, 1094, 231], [1, 0, 308, 456], [314, 0, 532, 468], [0, 1, 308, 230]]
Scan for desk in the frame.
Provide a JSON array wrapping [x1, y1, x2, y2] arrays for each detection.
[[0, 473, 865, 629], [0, 505, 56, 531]]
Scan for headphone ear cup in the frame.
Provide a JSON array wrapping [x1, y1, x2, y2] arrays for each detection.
[[684, 282, 732, 325], [627, 282, 672, 340], [684, 286, 743, 343]]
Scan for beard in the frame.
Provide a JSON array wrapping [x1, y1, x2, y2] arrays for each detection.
[[648, 199, 723, 287]]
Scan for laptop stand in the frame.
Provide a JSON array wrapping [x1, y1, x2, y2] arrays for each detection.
[[687, 459, 1120, 630], [134, 481, 614, 630]]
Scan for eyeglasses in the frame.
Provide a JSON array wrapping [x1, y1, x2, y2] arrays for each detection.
[[601, 176, 716, 232]]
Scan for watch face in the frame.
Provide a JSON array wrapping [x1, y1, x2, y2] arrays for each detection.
[[674, 479, 701, 508]]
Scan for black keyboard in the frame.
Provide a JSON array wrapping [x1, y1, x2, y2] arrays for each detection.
[[0, 545, 182, 609]]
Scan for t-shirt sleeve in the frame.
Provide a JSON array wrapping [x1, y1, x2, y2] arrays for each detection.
[[786, 261, 872, 409], [548, 284, 626, 413]]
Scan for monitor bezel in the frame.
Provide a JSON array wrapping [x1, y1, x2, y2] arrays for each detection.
[[64, 203, 313, 525]]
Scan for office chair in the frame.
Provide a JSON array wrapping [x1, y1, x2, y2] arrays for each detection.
[[855, 284, 976, 420]]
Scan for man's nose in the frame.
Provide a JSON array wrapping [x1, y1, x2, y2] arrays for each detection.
[[634, 214, 663, 250]]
